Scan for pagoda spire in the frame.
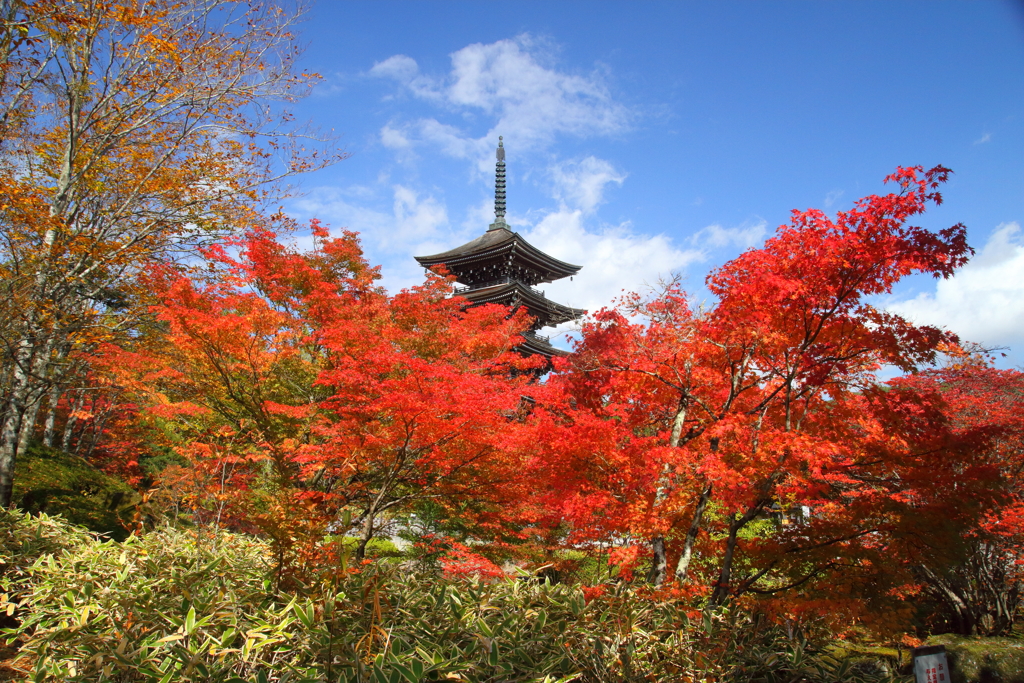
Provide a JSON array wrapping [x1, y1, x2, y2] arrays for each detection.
[[415, 134, 586, 364], [489, 136, 507, 231]]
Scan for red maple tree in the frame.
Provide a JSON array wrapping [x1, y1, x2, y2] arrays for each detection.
[[525, 166, 1013, 632], [102, 222, 537, 571]]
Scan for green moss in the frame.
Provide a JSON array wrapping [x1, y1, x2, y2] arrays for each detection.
[[826, 643, 905, 679], [328, 535, 406, 562], [828, 636, 1024, 683], [11, 445, 138, 541], [928, 634, 1024, 683]]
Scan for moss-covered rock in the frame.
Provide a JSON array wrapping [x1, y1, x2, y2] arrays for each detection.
[[927, 634, 1024, 683], [11, 446, 138, 540]]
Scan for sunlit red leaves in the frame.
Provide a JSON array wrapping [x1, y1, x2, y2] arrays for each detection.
[[522, 166, 1018, 630], [103, 223, 538, 566]]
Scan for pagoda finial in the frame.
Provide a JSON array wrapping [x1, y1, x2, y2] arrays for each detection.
[[489, 136, 507, 231]]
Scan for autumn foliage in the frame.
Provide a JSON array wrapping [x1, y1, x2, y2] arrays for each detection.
[[518, 166, 1023, 634], [3, 27, 1022, 641], [100, 222, 538, 576], [0, 0, 333, 507], [15, 164, 994, 639]]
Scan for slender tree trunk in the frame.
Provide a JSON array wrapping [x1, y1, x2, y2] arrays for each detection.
[[647, 537, 668, 584], [16, 388, 43, 456], [355, 510, 375, 561], [648, 402, 689, 585], [61, 390, 84, 452], [709, 503, 763, 608], [83, 408, 110, 459], [73, 392, 100, 455], [0, 338, 35, 507], [709, 516, 742, 608], [675, 438, 717, 582], [675, 484, 712, 582], [42, 382, 61, 448]]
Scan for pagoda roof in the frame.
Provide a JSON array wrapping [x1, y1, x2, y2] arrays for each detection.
[[518, 332, 569, 358], [415, 227, 582, 282], [455, 280, 585, 327]]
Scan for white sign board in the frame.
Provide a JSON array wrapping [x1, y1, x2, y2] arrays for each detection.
[[913, 645, 950, 683]]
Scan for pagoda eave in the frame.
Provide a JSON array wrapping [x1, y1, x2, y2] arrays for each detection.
[[518, 333, 569, 358], [415, 228, 581, 284], [454, 282, 585, 327]]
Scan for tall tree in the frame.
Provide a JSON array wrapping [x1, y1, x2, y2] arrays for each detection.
[[887, 359, 1024, 635], [0, 0, 331, 506], [531, 167, 978, 617], [103, 225, 537, 561]]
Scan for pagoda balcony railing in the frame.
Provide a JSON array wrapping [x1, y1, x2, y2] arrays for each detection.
[[453, 277, 545, 298], [522, 330, 551, 345]]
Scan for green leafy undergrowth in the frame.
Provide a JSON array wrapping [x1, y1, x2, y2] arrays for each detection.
[[12, 446, 138, 540], [4, 513, 912, 682]]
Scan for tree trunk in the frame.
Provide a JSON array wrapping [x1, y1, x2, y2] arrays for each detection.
[[16, 379, 47, 456], [675, 484, 712, 582], [0, 339, 35, 507], [709, 516, 742, 608], [647, 537, 668, 584], [647, 402, 689, 586], [42, 383, 61, 448], [709, 502, 763, 608], [61, 391, 84, 452], [354, 510, 375, 561]]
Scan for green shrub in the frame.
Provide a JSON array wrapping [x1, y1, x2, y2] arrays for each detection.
[[0, 510, 95, 587], [5, 514, 912, 682]]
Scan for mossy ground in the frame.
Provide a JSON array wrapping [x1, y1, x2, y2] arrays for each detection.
[[11, 445, 138, 540], [927, 634, 1024, 683], [831, 636, 1024, 683]]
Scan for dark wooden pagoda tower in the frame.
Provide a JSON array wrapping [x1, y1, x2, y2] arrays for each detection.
[[415, 137, 584, 359]]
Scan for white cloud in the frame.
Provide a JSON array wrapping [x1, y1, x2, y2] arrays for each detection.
[[887, 222, 1024, 349], [690, 221, 766, 250], [824, 189, 844, 209], [445, 36, 629, 145], [293, 184, 448, 253], [392, 185, 448, 246], [974, 132, 992, 145], [522, 209, 704, 336], [370, 55, 419, 82], [417, 119, 484, 160], [370, 35, 631, 170], [380, 123, 412, 150], [550, 157, 626, 213], [369, 55, 441, 100], [331, 35, 696, 337]]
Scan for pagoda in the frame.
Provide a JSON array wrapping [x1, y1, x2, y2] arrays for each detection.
[[414, 137, 585, 360]]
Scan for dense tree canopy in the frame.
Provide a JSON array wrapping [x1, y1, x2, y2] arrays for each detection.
[[0, 0, 331, 506], [0, 2, 1020, 641], [101, 223, 539, 570], [519, 166, 1023, 633]]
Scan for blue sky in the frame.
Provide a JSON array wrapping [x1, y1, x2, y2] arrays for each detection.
[[282, 0, 1024, 365]]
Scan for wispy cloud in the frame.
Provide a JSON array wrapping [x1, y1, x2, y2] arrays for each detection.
[[974, 132, 992, 145], [887, 222, 1024, 349], [690, 221, 766, 250], [523, 210, 705, 331], [549, 157, 626, 213], [824, 189, 844, 209], [369, 55, 442, 101], [300, 35, 695, 330], [370, 35, 633, 170], [290, 184, 453, 290]]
